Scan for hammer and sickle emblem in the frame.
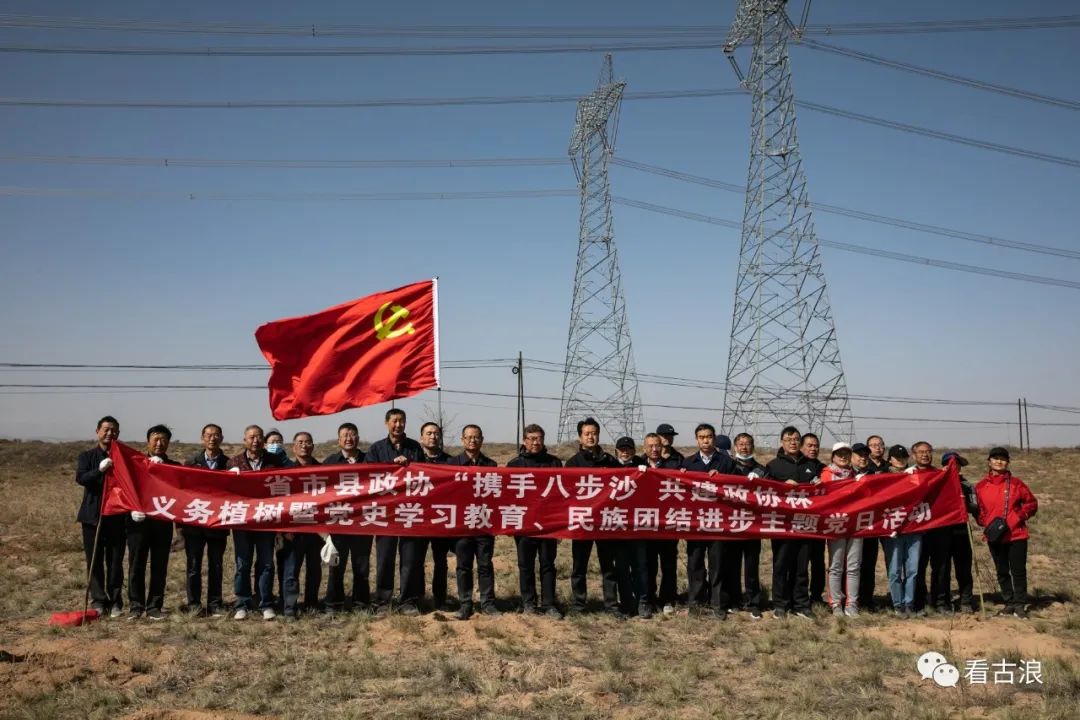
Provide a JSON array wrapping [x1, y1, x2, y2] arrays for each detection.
[[374, 301, 416, 340]]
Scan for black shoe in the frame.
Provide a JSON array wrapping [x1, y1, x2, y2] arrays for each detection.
[[372, 604, 390, 617], [90, 602, 107, 615], [712, 608, 728, 620], [638, 605, 654, 619], [793, 609, 812, 620], [127, 610, 142, 621], [750, 608, 763, 620], [772, 609, 786, 619], [523, 605, 543, 616], [1013, 607, 1029, 619], [397, 604, 421, 617], [961, 605, 976, 615], [455, 604, 473, 621], [544, 607, 564, 620], [480, 604, 502, 617], [145, 608, 166, 621], [935, 605, 954, 616], [605, 608, 627, 620]]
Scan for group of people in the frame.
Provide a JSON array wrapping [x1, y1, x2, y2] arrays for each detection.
[[76, 411, 1039, 623]]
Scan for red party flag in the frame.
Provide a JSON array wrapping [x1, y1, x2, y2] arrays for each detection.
[[255, 279, 439, 420]]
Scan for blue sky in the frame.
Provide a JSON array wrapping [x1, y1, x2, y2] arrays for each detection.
[[1, 0, 1078, 449]]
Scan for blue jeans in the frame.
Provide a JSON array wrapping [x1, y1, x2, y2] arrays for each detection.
[[234, 530, 275, 610], [884, 533, 922, 609]]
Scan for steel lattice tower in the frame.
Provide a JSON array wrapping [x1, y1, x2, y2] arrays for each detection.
[[720, 0, 854, 444], [558, 55, 644, 444]]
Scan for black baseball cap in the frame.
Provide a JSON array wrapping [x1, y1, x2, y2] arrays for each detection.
[[988, 447, 1011, 460], [656, 423, 678, 436], [615, 436, 635, 450], [851, 442, 871, 456], [941, 452, 969, 467], [887, 444, 910, 460]]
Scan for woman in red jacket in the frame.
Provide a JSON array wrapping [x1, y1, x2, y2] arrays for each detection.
[[974, 447, 1038, 618]]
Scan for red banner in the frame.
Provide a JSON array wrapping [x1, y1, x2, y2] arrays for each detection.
[[255, 279, 439, 420], [103, 443, 966, 540]]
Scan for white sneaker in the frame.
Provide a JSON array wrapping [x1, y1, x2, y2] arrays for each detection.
[[844, 606, 859, 617], [262, 608, 276, 621], [662, 604, 675, 617], [233, 608, 247, 620]]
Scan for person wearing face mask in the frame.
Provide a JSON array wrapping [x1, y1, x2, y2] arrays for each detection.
[[127, 424, 179, 620], [728, 432, 765, 619], [822, 443, 862, 617], [76, 415, 125, 618], [566, 417, 623, 617], [641, 433, 680, 616], [183, 423, 230, 617], [975, 447, 1038, 618], [264, 429, 288, 464]]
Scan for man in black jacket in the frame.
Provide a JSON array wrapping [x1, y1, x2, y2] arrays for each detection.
[[75, 415, 125, 618], [228, 424, 285, 621], [642, 433, 680, 615], [365, 408, 424, 614], [765, 425, 819, 619], [508, 424, 563, 618], [322, 422, 372, 615], [277, 431, 324, 619], [419, 422, 454, 612], [728, 432, 765, 620], [127, 424, 178, 620], [856, 438, 888, 611], [800, 433, 827, 608], [942, 452, 980, 613], [450, 424, 501, 620], [614, 436, 651, 618], [183, 423, 230, 617], [681, 423, 737, 618], [566, 418, 623, 617], [656, 423, 684, 464]]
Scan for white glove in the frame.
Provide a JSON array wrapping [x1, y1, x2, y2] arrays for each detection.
[[98, 458, 113, 473], [747, 471, 762, 480], [904, 467, 916, 475], [148, 455, 164, 464], [229, 467, 241, 475], [131, 511, 146, 522], [637, 465, 647, 472], [320, 536, 340, 567]]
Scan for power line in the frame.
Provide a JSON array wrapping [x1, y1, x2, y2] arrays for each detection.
[[611, 158, 1080, 261], [1, 381, 1076, 427], [799, 39, 1080, 111], [0, 185, 577, 201], [0, 88, 742, 109], [2, 13, 1077, 37], [2, 151, 1072, 262], [792, 98, 1080, 169], [0, 39, 727, 57], [5, 88, 1076, 172], [612, 196, 1080, 291], [0, 181, 1075, 289]]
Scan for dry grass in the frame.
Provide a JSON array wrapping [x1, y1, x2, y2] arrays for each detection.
[[0, 441, 1077, 719]]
